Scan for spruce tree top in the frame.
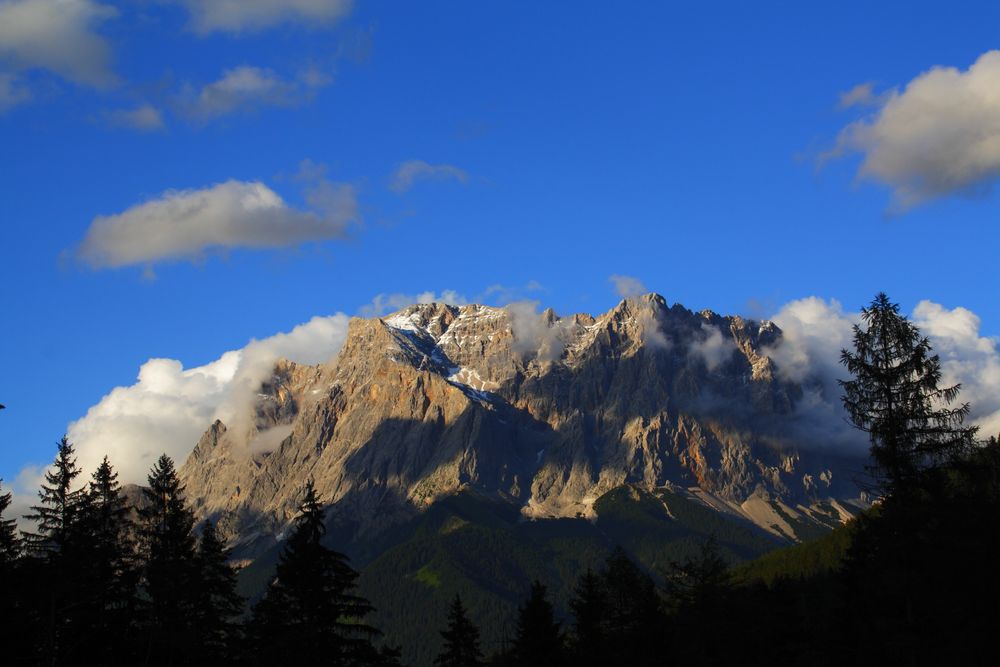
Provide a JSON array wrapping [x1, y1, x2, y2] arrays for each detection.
[[840, 292, 978, 494]]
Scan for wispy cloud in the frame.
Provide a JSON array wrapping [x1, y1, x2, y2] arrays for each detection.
[[390, 160, 468, 193], [609, 274, 647, 298], [178, 65, 331, 122], [103, 103, 165, 131], [75, 172, 358, 270], [837, 82, 890, 109], [360, 290, 468, 317], [0, 0, 118, 88], [0, 71, 29, 112], [179, 0, 353, 35], [825, 50, 1000, 209]]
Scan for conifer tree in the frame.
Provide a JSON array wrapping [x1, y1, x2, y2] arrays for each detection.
[[569, 568, 606, 666], [193, 520, 244, 659], [0, 478, 30, 664], [20, 437, 89, 663], [840, 292, 979, 494], [511, 580, 563, 667], [0, 479, 19, 568], [251, 480, 379, 665], [664, 536, 733, 613], [435, 595, 484, 667], [568, 553, 672, 667], [23, 436, 85, 557], [138, 454, 199, 662], [76, 457, 138, 661]]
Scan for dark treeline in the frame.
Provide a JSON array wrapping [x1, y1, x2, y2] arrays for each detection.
[[0, 449, 401, 666], [3, 291, 1000, 665]]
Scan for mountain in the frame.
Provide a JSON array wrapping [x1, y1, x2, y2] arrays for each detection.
[[179, 294, 862, 559]]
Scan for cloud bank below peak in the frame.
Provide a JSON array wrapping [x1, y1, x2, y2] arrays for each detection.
[[827, 50, 1000, 209], [766, 296, 1000, 444], [75, 175, 358, 270], [65, 313, 351, 485]]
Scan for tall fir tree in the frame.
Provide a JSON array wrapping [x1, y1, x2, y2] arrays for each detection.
[[0, 478, 19, 568], [75, 457, 139, 662], [569, 568, 606, 667], [23, 436, 85, 557], [435, 595, 484, 667], [137, 453, 199, 664], [193, 519, 244, 660], [569, 552, 666, 666], [250, 480, 379, 666], [511, 580, 563, 667], [840, 292, 978, 494], [20, 436, 90, 663]]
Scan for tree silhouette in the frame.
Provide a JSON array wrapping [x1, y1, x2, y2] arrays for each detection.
[[73, 457, 139, 661], [251, 480, 379, 665], [435, 594, 484, 667], [511, 580, 563, 667], [569, 568, 606, 666], [137, 453, 199, 663], [0, 479, 19, 568], [193, 519, 244, 659], [840, 292, 978, 494], [23, 436, 85, 557]]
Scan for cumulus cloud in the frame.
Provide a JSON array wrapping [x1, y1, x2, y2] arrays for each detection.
[[390, 160, 468, 193], [688, 322, 735, 371], [765, 296, 1000, 449], [180, 0, 353, 35], [75, 176, 358, 270], [912, 301, 1000, 438], [62, 313, 351, 485], [827, 50, 1000, 209], [360, 290, 468, 317], [179, 66, 331, 122], [609, 274, 647, 298], [104, 104, 165, 131], [0, 0, 117, 88]]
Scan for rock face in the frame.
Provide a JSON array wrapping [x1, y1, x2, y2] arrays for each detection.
[[179, 294, 862, 556]]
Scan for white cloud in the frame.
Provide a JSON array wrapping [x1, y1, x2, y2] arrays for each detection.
[[766, 296, 1000, 448], [837, 82, 890, 109], [0, 0, 117, 88], [104, 104, 165, 131], [828, 50, 1000, 209], [390, 160, 468, 193], [506, 300, 566, 362], [179, 66, 330, 121], [181, 0, 353, 35], [767, 297, 856, 387], [609, 274, 647, 298], [688, 322, 735, 372], [0, 71, 29, 111], [76, 177, 358, 269], [63, 313, 351, 485], [360, 290, 468, 317], [912, 301, 1000, 438], [477, 281, 544, 306]]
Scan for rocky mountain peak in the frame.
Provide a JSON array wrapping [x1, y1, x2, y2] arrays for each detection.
[[178, 296, 861, 556]]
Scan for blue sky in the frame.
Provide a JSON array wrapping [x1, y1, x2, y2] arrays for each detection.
[[2, 1, 1000, 486]]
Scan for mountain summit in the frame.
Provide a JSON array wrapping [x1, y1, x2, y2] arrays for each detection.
[[180, 294, 862, 558]]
